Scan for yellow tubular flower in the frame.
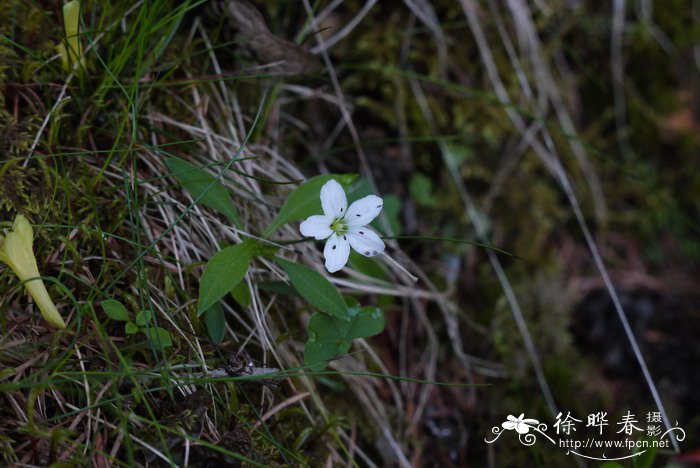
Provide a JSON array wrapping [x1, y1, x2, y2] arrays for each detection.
[[62, 0, 83, 72], [0, 215, 66, 329]]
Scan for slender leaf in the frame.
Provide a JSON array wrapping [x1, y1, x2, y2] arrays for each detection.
[[263, 174, 356, 237], [166, 157, 242, 228], [198, 242, 254, 314], [275, 258, 347, 319]]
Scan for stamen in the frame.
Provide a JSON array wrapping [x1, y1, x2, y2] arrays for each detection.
[[329, 218, 348, 235]]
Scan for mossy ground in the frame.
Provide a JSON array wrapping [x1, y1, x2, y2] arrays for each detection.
[[1, 1, 699, 466]]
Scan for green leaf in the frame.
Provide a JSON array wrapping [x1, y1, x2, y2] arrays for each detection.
[[145, 326, 173, 350], [348, 251, 387, 280], [304, 299, 385, 371], [275, 258, 347, 319], [166, 157, 242, 228], [125, 322, 139, 334], [263, 174, 356, 237], [135, 310, 150, 327], [346, 177, 372, 203], [102, 299, 130, 321], [257, 280, 300, 296], [230, 282, 251, 307], [205, 302, 226, 344], [198, 242, 255, 315]]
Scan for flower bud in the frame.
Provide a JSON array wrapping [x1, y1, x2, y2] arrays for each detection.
[[0, 215, 66, 329]]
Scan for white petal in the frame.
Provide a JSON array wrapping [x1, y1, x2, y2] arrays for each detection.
[[515, 423, 530, 434], [346, 195, 383, 227], [323, 234, 350, 273], [320, 180, 347, 218], [346, 227, 385, 257], [300, 215, 332, 240], [502, 422, 517, 430]]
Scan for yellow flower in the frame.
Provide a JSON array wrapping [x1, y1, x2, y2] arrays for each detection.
[[60, 0, 84, 73], [0, 215, 66, 329]]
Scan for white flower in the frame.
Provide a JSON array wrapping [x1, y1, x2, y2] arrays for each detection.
[[300, 180, 385, 273], [502, 414, 539, 434]]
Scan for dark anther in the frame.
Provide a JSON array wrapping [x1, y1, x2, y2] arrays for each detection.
[[359, 231, 364, 235], [356, 214, 361, 217], [332, 245, 336, 250], [365, 251, 370, 255]]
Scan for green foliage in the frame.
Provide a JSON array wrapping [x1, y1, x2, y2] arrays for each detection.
[[144, 326, 173, 350], [348, 251, 387, 280], [231, 281, 251, 307], [102, 299, 129, 321], [204, 302, 226, 344], [275, 257, 348, 320], [198, 241, 255, 315], [263, 174, 357, 237], [304, 298, 385, 371], [135, 310, 149, 327], [100, 299, 172, 350], [166, 157, 242, 228], [6, 0, 696, 463], [0, 158, 51, 218], [257, 280, 300, 296]]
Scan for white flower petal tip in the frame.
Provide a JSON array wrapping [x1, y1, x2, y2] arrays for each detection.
[[347, 227, 385, 257], [346, 195, 383, 227], [323, 234, 350, 273], [320, 179, 347, 218], [300, 215, 332, 240]]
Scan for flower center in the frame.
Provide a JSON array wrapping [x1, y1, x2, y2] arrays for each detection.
[[330, 217, 348, 235]]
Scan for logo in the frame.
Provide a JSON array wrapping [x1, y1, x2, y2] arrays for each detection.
[[485, 411, 686, 461]]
